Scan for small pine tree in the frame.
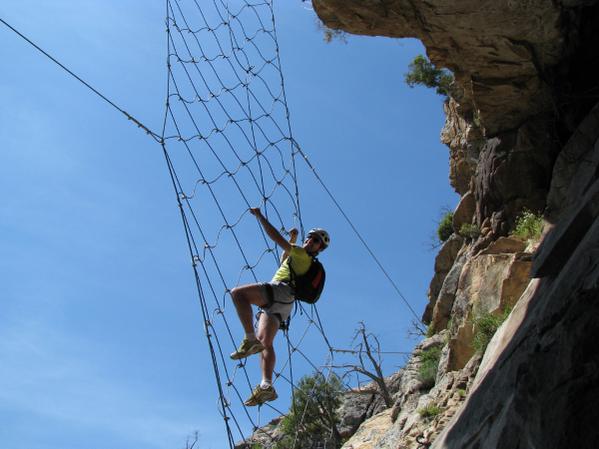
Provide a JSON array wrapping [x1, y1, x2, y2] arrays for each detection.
[[405, 55, 454, 97], [274, 372, 344, 449], [437, 211, 454, 242]]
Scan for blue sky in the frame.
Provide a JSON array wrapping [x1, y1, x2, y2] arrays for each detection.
[[0, 1, 458, 448]]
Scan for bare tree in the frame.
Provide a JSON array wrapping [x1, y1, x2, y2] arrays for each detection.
[[184, 432, 199, 449], [332, 322, 394, 408], [408, 319, 428, 339]]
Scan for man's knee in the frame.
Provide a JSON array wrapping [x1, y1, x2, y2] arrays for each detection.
[[258, 332, 276, 347], [257, 318, 279, 346], [260, 338, 274, 348], [232, 284, 268, 307], [231, 285, 250, 303]]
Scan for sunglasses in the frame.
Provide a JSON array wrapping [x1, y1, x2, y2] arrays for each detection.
[[307, 234, 322, 244]]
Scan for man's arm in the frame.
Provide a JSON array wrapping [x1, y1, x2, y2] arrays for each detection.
[[250, 208, 292, 253], [280, 228, 298, 263]]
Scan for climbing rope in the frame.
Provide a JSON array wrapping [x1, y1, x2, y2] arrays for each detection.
[[0, 17, 161, 141]]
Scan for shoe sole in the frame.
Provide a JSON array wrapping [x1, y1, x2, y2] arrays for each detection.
[[244, 391, 278, 406], [230, 344, 265, 360]]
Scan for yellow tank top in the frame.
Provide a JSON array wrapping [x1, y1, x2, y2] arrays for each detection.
[[272, 246, 312, 283]]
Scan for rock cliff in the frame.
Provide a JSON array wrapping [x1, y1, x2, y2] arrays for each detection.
[[240, 1, 599, 448], [311, 1, 599, 448]]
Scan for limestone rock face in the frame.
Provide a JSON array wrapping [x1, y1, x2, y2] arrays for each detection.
[[426, 102, 599, 449], [337, 391, 376, 439], [235, 417, 284, 449], [423, 235, 464, 324], [446, 249, 532, 371], [441, 99, 482, 195], [340, 409, 393, 449], [545, 102, 599, 222], [314, 0, 563, 231], [312, 0, 563, 135], [479, 236, 527, 255], [429, 252, 466, 332], [451, 191, 475, 233], [341, 334, 482, 449], [473, 117, 556, 229], [433, 187, 599, 449]]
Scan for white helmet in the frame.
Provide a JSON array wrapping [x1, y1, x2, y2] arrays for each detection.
[[307, 228, 330, 249]]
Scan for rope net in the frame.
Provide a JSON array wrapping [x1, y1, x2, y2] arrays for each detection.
[[160, 0, 338, 446]]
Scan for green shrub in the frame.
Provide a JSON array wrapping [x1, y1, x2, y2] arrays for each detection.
[[418, 346, 442, 389], [274, 372, 344, 449], [459, 223, 480, 240], [512, 209, 543, 241], [437, 211, 454, 242], [405, 55, 454, 97], [472, 308, 512, 353], [426, 324, 436, 338], [418, 403, 442, 419]]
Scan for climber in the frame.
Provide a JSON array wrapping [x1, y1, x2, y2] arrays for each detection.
[[230, 207, 330, 406]]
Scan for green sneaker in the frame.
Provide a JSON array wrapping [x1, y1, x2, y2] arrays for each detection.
[[244, 384, 278, 406], [230, 338, 265, 360]]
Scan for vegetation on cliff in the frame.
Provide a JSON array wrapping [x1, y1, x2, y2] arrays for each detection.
[[405, 55, 454, 97], [471, 308, 512, 354], [418, 345, 442, 389], [273, 372, 344, 449], [512, 210, 543, 241], [437, 211, 454, 243]]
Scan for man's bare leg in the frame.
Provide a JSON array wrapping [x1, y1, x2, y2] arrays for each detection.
[[230, 284, 269, 360], [231, 283, 267, 334], [243, 312, 280, 406], [257, 312, 280, 385]]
